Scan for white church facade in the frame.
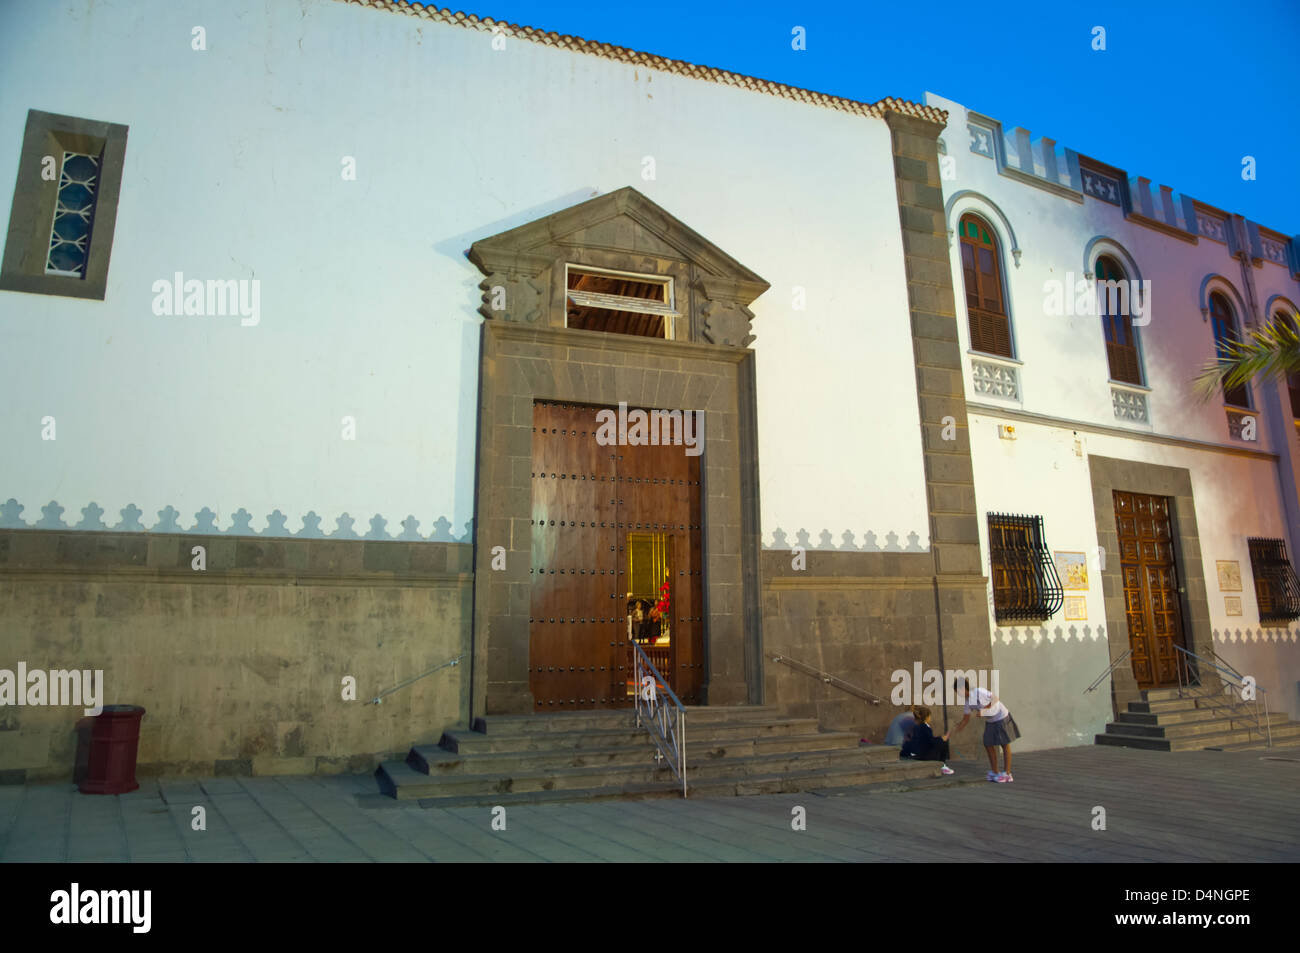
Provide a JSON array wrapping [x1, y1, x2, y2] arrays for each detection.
[[0, 0, 1296, 780]]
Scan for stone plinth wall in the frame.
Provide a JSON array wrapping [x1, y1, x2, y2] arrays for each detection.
[[0, 530, 471, 783], [760, 550, 992, 750]]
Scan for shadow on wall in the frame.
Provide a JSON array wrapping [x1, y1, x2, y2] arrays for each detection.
[[988, 633, 1114, 751], [765, 528, 929, 551]]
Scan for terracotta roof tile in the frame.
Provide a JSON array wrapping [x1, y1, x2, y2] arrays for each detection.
[[333, 1, 947, 125]]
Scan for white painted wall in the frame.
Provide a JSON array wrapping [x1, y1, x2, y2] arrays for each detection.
[[0, 0, 929, 547]]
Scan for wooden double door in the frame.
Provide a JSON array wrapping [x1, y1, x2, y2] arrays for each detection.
[[528, 401, 704, 709], [1114, 491, 1186, 688]]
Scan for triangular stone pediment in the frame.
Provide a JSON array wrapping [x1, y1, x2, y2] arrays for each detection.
[[467, 187, 768, 347], [469, 187, 767, 293]]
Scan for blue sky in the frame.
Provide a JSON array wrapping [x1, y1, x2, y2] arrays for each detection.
[[462, 0, 1299, 234]]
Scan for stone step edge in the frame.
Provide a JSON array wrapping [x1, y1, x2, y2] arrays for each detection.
[[687, 762, 943, 795], [482, 705, 781, 725], [441, 721, 831, 749], [383, 746, 908, 790], [1116, 709, 1289, 727], [1109, 715, 1298, 737], [411, 732, 865, 770], [1215, 737, 1300, 752], [393, 763, 946, 806], [461, 716, 826, 737], [1097, 729, 1282, 751]]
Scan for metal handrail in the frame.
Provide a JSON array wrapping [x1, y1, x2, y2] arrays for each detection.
[[1187, 646, 1268, 695], [1173, 645, 1271, 747], [366, 655, 463, 705], [1083, 648, 1133, 694], [1205, 648, 1248, 683], [767, 653, 884, 705], [631, 640, 687, 797]]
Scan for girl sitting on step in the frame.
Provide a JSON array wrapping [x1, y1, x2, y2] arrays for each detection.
[[899, 705, 955, 775]]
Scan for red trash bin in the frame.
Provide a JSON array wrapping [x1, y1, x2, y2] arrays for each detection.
[[78, 705, 146, 795]]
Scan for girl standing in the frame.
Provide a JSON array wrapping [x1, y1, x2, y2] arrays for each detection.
[[950, 677, 1020, 782]]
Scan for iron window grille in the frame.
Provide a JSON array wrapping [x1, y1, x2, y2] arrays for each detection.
[[1247, 537, 1300, 624], [988, 513, 1064, 623]]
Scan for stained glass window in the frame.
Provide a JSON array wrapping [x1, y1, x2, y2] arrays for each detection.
[[45, 151, 101, 277]]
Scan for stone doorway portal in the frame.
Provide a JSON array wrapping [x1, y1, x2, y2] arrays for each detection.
[[466, 187, 769, 719]]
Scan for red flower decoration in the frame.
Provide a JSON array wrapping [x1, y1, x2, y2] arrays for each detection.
[[650, 581, 670, 620]]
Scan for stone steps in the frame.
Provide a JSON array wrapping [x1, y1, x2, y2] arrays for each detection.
[[1120, 705, 1248, 726], [380, 744, 931, 800], [478, 706, 781, 736], [1106, 710, 1292, 740], [441, 716, 826, 754], [412, 729, 864, 775], [1213, 734, 1300, 752], [1142, 687, 1192, 702], [1097, 687, 1300, 751], [1128, 697, 1222, 715], [377, 706, 947, 804], [1098, 726, 1296, 753]]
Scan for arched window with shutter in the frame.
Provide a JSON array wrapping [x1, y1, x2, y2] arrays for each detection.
[[1097, 256, 1143, 385], [958, 214, 1012, 358], [1210, 292, 1251, 409]]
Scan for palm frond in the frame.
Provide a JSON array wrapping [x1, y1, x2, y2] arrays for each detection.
[[1193, 314, 1300, 402]]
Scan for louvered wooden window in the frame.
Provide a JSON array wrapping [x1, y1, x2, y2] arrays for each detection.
[[1097, 256, 1143, 385], [565, 266, 678, 339], [988, 513, 1064, 624], [1247, 537, 1300, 624], [1210, 292, 1251, 409], [958, 215, 1012, 357]]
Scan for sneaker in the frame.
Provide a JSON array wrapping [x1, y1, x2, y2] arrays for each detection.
[[940, 766, 955, 775], [995, 772, 1013, 783], [986, 771, 999, 781]]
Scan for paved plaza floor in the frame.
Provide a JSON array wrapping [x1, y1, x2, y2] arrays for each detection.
[[1, 745, 1296, 862]]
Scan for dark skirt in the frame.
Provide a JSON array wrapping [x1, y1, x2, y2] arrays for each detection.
[[900, 738, 950, 762], [983, 713, 1021, 747]]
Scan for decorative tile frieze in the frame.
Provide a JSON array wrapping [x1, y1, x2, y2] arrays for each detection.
[[971, 358, 1020, 401], [967, 121, 995, 158], [1081, 169, 1121, 205], [1197, 212, 1228, 243], [1261, 235, 1289, 266], [1111, 387, 1149, 423]]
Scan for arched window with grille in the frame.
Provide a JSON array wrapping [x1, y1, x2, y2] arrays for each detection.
[[958, 214, 1012, 357], [1209, 292, 1250, 408], [1097, 256, 1142, 385]]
